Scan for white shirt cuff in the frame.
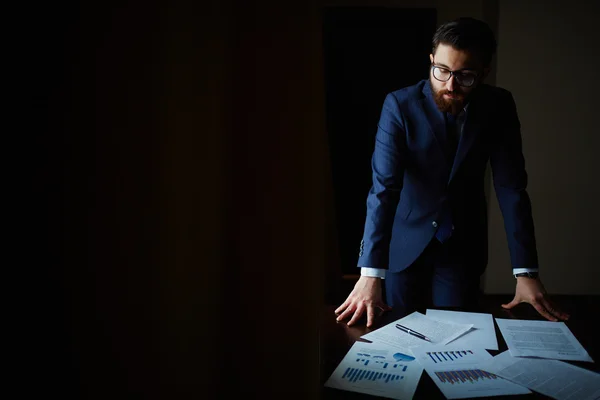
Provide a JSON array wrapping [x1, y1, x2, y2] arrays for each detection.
[[362, 268, 537, 279], [512, 267, 539, 274], [360, 267, 386, 279]]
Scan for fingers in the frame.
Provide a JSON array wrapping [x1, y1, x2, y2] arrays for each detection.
[[501, 297, 520, 309], [366, 305, 376, 328], [503, 294, 559, 321], [503, 291, 569, 322], [335, 304, 355, 322], [347, 304, 365, 326], [557, 310, 570, 321], [531, 300, 558, 322], [335, 299, 349, 315], [540, 297, 570, 321], [335, 276, 388, 326]]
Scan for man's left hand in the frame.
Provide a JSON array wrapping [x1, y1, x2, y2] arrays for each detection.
[[502, 277, 570, 321]]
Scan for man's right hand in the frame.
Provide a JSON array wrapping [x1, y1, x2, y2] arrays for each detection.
[[334, 276, 391, 327]]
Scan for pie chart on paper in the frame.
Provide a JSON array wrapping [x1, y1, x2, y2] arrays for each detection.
[[393, 352, 415, 362]]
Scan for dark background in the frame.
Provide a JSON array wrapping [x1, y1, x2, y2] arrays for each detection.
[[323, 7, 436, 275], [21, 0, 598, 399], [26, 1, 329, 398]]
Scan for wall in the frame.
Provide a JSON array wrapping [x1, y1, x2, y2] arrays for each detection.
[[483, 0, 600, 294], [31, 0, 327, 398]]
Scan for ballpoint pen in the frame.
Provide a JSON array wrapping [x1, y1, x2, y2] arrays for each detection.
[[395, 324, 432, 342]]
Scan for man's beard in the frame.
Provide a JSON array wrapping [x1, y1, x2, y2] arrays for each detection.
[[430, 79, 467, 115]]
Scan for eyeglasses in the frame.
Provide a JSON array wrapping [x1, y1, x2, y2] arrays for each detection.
[[431, 64, 478, 87]]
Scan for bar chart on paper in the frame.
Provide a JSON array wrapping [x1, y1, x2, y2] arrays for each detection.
[[426, 350, 477, 364], [341, 354, 410, 384], [411, 346, 532, 398], [325, 342, 424, 400], [412, 346, 494, 370], [427, 367, 531, 398], [434, 369, 498, 385]]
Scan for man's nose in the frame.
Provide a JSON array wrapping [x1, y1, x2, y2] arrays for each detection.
[[447, 75, 456, 91]]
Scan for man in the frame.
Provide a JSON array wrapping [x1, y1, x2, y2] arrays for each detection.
[[335, 17, 569, 327]]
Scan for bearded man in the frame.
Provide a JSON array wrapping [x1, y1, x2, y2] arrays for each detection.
[[334, 17, 569, 327]]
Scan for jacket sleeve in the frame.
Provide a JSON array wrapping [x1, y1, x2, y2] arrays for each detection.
[[357, 93, 407, 270], [489, 91, 539, 269]]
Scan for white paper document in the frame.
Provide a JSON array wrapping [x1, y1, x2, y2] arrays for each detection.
[[324, 340, 423, 400], [495, 318, 594, 362], [480, 350, 600, 400], [411, 345, 494, 368], [361, 311, 473, 349], [410, 345, 531, 399], [426, 309, 498, 350]]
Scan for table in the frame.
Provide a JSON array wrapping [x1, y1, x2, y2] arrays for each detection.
[[320, 294, 600, 399]]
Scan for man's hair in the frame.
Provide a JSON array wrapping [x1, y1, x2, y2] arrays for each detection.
[[432, 17, 497, 67]]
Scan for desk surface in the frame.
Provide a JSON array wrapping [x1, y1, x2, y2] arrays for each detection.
[[321, 294, 600, 399]]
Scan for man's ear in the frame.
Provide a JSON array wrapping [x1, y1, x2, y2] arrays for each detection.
[[429, 54, 434, 63]]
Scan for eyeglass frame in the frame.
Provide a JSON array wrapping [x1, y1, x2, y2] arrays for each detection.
[[430, 63, 480, 87]]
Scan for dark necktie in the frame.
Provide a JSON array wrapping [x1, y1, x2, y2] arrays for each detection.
[[446, 112, 459, 161], [435, 112, 459, 244]]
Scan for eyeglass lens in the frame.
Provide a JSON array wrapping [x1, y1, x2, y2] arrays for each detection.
[[433, 66, 475, 87]]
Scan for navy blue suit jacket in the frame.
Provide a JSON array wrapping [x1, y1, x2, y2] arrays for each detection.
[[358, 80, 538, 274]]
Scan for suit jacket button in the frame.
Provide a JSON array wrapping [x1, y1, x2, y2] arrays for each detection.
[[432, 221, 438, 228]]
